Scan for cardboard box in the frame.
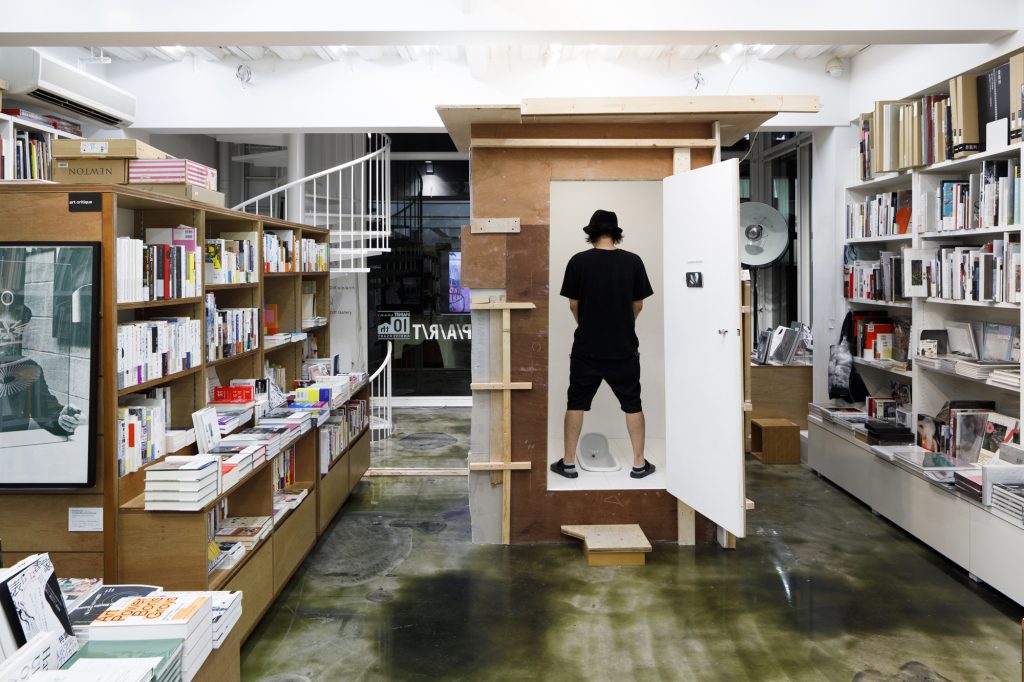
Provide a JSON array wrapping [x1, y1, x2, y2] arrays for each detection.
[[129, 158, 217, 191], [52, 138, 172, 160], [132, 183, 226, 208], [52, 158, 129, 184]]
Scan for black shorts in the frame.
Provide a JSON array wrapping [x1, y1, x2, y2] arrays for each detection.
[[566, 353, 642, 413]]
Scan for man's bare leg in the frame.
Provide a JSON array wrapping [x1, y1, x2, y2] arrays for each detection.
[[564, 410, 584, 465], [626, 411, 646, 468]]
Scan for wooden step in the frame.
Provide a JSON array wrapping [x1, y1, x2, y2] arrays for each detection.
[[561, 524, 653, 566]]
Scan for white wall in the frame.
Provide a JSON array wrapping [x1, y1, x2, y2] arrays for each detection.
[[548, 181, 665, 442], [148, 134, 218, 167]]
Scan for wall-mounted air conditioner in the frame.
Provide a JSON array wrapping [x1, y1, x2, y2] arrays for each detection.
[[0, 48, 136, 128]]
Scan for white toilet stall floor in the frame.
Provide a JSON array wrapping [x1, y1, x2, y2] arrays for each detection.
[[547, 437, 666, 491]]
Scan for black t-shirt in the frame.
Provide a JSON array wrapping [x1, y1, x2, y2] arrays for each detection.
[[559, 248, 654, 359]]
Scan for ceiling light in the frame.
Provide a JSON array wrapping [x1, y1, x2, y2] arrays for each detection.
[[425, 161, 434, 175], [718, 43, 744, 64], [825, 56, 845, 78]]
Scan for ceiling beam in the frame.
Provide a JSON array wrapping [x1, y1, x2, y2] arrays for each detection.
[[3, 0, 1018, 46]]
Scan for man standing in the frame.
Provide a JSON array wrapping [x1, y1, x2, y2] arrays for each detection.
[[552, 209, 655, 479]]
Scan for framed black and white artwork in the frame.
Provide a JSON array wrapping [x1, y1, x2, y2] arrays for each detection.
[[0, 243, 100, 488]]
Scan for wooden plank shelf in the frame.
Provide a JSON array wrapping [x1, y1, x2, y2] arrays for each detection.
[[300, 271, 330, 277], [207, 347, 260, 368], [302, 323, 328, 332], [116, 296, 203, 310], [205, 282, 259, 291], [264, 271, 299, 278], [117, 364, 203, 397]]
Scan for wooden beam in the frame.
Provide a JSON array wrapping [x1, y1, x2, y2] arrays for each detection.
[[677, 500, 696, 546], [469, 461, 532, 471], [743, 401, 753, 412], [471, 300, 537, 310], [521, 95, 821, 117], [470, 137, 719, 149], [470, 217, 521, 234], [501, 306, 512, 545], [717, 526, 737, 550], [470, 381, 532, 391]]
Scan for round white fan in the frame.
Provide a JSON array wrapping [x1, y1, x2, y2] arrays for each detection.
[[739, 202, 789, 268]]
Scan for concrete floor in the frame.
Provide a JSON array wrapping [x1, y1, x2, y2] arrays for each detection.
[[369, 407, 471, 469], [240, 409, 1023, 681]]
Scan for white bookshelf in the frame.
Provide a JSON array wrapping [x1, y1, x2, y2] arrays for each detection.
[[0, 111, 80, 181], [817, 64, 1024, 605]]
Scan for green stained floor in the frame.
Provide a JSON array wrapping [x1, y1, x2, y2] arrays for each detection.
[[369, 407, 471, 469], [241, 409, 1023, 681]]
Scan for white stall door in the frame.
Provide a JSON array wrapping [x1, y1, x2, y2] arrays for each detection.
[[663, 158, 745, 537]]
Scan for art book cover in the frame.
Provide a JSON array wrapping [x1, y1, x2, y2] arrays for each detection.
[[0, 554, 78, 665], [67, 585, 161, 630], [980, 412, 1020, 464]]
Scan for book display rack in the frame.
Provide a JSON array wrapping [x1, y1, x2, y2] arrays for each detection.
[[0, 185, 370, 643], [814, 51, 1024, 606]]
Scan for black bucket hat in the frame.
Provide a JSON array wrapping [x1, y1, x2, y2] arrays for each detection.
[[582, 209, 623, 241]]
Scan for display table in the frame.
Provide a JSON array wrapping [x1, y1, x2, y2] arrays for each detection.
[[194, 626, 241, 682], [808, 415, 1024, 606], [746, 359, 812, 452]]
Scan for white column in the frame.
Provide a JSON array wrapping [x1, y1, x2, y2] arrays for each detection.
[[285, 132, 305, 223], [810, 126, 854, 403]]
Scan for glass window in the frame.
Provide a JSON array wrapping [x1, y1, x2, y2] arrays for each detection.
[[367, 158, 471, 397]]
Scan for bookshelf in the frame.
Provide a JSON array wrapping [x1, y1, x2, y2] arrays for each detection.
[[0, 184, 372, 643], [816, 51, 1024, 606], [0, 111, 81, 181]]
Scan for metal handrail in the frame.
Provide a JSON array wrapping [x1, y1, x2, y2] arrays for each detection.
[[369, 341, 394, 442], [232, 133, 392, 273]]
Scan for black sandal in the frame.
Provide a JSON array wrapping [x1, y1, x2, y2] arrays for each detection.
[[550, 459, 579, 479]]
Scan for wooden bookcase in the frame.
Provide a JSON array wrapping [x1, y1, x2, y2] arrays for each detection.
[[0, 184, 372, 642]]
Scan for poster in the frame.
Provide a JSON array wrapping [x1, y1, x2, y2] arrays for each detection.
[[0, 244, 99, 487], [448, 251, 471, 313]]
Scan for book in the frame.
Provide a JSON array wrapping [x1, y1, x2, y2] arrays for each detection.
[[0, 631, 62, 679], [58, 579, 103, 612], [61, 638, 182, 682], [89, 595, 210, 641], [980, 412, 1020, 465], [0, 554, 78, 666], [66, 586, 161, 643], [192, 407, 221, 453]]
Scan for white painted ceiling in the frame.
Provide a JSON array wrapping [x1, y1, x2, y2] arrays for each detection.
[[89, 44, 868, 64]]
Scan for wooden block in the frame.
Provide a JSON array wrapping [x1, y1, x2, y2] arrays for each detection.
[[750, 418, 800, 465], [471, 217, 521, 234], [584, 549, 646, 567], [470, 381, 532, 390], [716, 526, 737, 550], [468, 461, 532, 471], [561, 524, 652, 553], [745, 498, 756, 511], [677, 500, 696, 546], [470, 300, 537, 310]]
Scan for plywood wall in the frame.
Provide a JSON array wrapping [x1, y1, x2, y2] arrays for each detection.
[[464, 122, 716, 543]]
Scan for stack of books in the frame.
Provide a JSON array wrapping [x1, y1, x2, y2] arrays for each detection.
[[209, 592, 242, 649], [214, 516, 272, 550], [61, 637, 184, 682], [115, 226, 201, 304], [209, 542, 245, 574], [89, 593, 212, 682], [991, 483, 1024, 522], [954, 359, 1018, 381], [222, 424, 300, 458], [987, 369, 1021, 390], [66, 585, 161, 645], [263, 230, 296, 272], [299, 238, 328, 272], [914, 355, 957, 373], [263, 331, 308, 350], [258, 407, 312, 435], [209, 447, 256, 492], [272, 488, 309, 523], [205, 295, 260, 362], [286, 400, 331, 426], [953, 469, 984, 501], [144, 456, 221, 511], [209, 442, 266, 469]]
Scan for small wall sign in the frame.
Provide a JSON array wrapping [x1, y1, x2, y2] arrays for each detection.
[[685, 272, 704, 288]]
